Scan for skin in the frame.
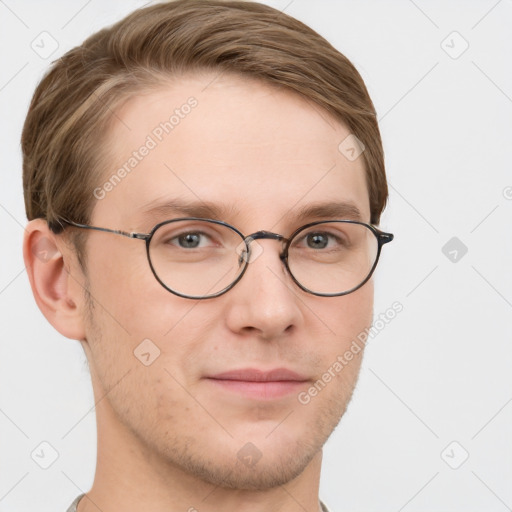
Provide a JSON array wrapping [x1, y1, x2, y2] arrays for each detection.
[[24, 72, 374, 512]]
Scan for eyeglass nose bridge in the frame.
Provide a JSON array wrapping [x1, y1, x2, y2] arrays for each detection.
[[238, 230, 289, 265], [247, 230, 285, 242]]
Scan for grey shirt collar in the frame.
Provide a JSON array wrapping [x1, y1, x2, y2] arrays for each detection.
[[67, 494, 332, 512]]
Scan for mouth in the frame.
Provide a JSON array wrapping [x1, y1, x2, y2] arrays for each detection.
[[205, 368, 310, 400]]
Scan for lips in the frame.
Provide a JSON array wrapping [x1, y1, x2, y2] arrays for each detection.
[[205, 368, 309, 400], [208, 368, 308, 382]]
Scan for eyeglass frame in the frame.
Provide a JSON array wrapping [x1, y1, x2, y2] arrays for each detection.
[[56, 217, 394, 299]]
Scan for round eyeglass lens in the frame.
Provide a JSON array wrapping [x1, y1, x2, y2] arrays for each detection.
[[148, 219, 248, 298], [286, 221, 379, 295]]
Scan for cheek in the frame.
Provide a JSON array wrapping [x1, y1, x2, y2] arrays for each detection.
[[320, 280, 374, 344], [308, 282, 373, 394], [86, 236, 187, 336], [83, 248, 217, 391]]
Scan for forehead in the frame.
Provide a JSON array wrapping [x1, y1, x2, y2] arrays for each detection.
[[92, 72, 370, 229]]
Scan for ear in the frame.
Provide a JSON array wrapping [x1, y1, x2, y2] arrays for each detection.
[[23, 218, 86, 341]]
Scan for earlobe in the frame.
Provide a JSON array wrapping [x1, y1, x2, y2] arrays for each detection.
[[23, 218, 86, 341]]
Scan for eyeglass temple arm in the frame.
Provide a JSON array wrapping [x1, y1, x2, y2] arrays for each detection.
[[57, 218, 150, 240]]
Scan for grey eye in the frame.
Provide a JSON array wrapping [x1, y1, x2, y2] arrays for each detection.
[[178, 233, 201, 248], [306, 233, 329, 249]]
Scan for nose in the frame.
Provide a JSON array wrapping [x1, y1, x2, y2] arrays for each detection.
[[224, 238, 304, 340]]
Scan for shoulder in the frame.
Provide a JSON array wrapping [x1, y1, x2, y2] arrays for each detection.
[[66, 494, 85, 512], [320, 500, 332, 512]]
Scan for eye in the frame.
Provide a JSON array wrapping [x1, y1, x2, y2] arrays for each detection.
[[170, 231, 212, 249], [296, 231, 344, 250], [305, 232, 330, 249], [176, 232, 202, 248]]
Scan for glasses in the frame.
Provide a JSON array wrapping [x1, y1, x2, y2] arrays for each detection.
[[59, 217, 394, 299]]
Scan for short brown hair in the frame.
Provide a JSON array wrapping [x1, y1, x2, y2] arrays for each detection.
[[22, 0, 388, 268]]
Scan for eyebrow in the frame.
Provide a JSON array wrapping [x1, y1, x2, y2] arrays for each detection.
[[137, 198, 364, 228], [138, 198, 239, 225], [294, 201, 364, 222]]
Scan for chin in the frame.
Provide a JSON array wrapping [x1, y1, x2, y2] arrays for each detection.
[[186, 445, 319, 491]]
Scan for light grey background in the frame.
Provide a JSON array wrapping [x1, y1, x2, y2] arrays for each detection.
[[1, 1, 511, 511]]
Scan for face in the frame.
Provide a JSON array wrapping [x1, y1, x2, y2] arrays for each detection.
[[77, 72, 373, 489]]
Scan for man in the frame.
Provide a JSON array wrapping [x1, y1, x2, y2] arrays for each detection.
[[21, 1, 393, 510]]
